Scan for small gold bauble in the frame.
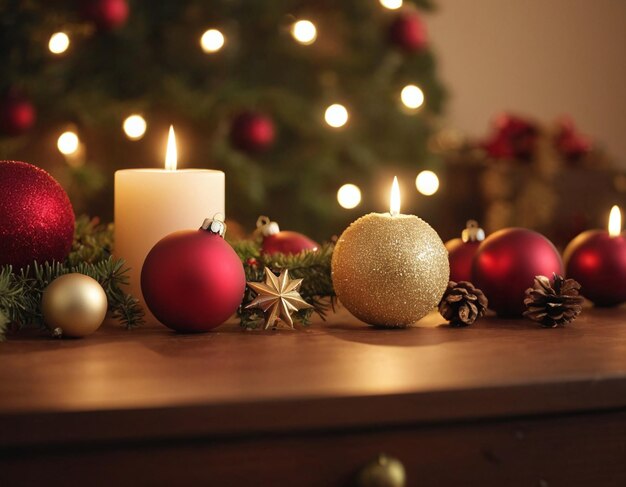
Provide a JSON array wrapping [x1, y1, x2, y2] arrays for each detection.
[[332, 213, 449, 327], [42, 273, 108, 338], [356, 454, 406, 487]]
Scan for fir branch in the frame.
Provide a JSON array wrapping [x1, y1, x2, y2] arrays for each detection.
[[0, 267, 26, 341], [67, 216, 114, 265], [0, 257, 145, 339]]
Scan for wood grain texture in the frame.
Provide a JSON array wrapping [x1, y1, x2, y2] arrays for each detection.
[[1, 306, 625, 448]]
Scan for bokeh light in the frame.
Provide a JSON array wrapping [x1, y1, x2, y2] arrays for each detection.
[[401, 84, 425, 110], [49, 32, 70, 54], [123, 114, 147, 140], [200, 29, 225, 53], [337, 184, 362, 209], [379, 0, 403, 10], [415, 170, 439, 196], [324, 104, 349, 128], [57, 131, 79, 155], [291, 20, 317, 45]]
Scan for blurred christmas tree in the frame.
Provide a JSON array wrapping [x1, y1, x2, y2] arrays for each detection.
[[0, 0, 445, 239]]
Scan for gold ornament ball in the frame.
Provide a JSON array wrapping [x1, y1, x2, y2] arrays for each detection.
[[332, 213, 449, 327], [42, 273, 108, 338]]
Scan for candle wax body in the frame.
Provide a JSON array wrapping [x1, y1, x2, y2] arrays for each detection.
[[114, 169, 225, 302]]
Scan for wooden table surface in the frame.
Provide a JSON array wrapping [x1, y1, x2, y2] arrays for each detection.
[[1, 306, 626, 448]]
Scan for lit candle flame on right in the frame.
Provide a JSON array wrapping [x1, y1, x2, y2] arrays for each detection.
[[609, 205, 621, 237], [390, 176, 401, 216]]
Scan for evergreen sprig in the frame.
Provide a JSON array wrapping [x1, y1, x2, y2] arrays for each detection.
[[0, 217, 144, 341], [233, 241, 336, 329]]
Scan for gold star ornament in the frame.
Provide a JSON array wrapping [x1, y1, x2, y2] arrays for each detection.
[[246, 267, 312, 329]]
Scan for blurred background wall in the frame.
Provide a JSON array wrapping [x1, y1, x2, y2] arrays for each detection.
[[427, 0, 626, 166]]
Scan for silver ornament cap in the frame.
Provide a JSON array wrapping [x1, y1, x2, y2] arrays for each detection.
[[255, 215, 280, 237], [201, 213, 227, 237], [461, 220, 485, 243]]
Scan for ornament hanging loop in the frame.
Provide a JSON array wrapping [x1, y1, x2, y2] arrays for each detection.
[[462, 220, 485, 243], [256, 215, 280, 237], [201, 213, 227, 237]]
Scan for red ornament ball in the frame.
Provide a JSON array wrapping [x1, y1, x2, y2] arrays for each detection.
[[263, 231, 318, 256], [472, 228, 563, 317], [0, 95, 36, 136], [563, 230, 626, 306], [445, 220, 485, 282], [141, 228, 246, 332], [230, 112, 276, 153], [388, 11, 428, 53], [446, 239, 481, 283], [83, 0, 129, 31], [0, 161, 75, 270], [256, 216, 318, 256]]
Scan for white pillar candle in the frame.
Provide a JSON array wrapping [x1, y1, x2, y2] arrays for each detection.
[[114, 126, 224, 302]]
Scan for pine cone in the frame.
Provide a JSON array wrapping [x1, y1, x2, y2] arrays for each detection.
[[523, 274, 584, 328], [439, 281, 488, 327]]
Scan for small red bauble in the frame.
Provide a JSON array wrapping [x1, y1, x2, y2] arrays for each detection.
[[0, 161, 75, 269], [83, 0, 129, 31], [230, 112, 275, 153], [445, 220, 485, 282], [472, 228, 563, 316], [256, 216, 318, 256], [0, 95, 36, 136], [563, 230, 626, 306], [388, 11, 428, 52], [141, 217, 246, 332]]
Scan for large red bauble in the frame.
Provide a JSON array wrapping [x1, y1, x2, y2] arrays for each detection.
[[472, 228, 563, 316], [141, 229, 246, 332], [388, 12, 428, 52], [0, 161, 75, 269], [445, 238, 481, 283], [83, 0, 129, 31], [230, 112, 276, 153], [262, 231, 318, 256], [563, 230, 626, 306], [0, 96, 36, 136]]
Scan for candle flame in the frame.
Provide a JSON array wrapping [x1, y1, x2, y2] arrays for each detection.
[[609, 205, 621, 237], [390, 176, 401, 216], [165, 125, 177, 171]]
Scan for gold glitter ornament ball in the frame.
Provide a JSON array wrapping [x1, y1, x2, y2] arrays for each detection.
[[332, 213, 449, 327], [42, 273, 108, 338]]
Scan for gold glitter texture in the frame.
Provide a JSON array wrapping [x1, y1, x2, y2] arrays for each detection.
[[331, 213, 449, 327]]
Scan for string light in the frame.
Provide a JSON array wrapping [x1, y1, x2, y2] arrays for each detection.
[[337, 184, 362, 209], [49, 32, 70, 54], [379, 0, 403, 10], [57, 131, 79, 155], [291, 20, 317, 45], [123, 114, 147, 140], [200, 29, 225, 53], [415, 170, 439, 196], [401, 84, 425, 110], [324, 104, 349, 128]]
